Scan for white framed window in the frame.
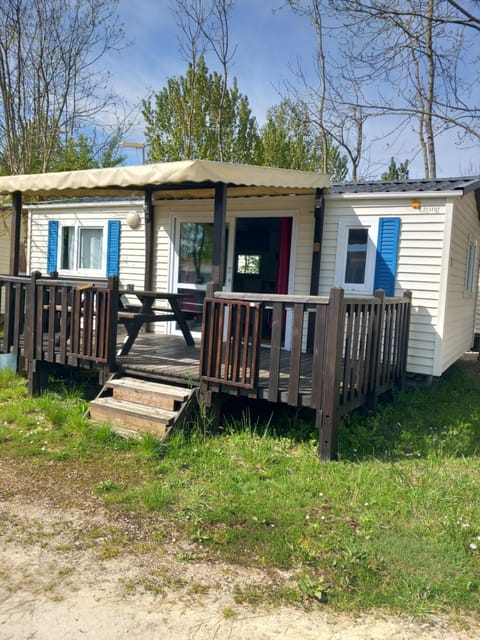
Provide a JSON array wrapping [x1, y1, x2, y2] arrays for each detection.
[[58, 223, 108, 277], [464, 237, 477, 297], [171, 218, 221, 335], [335, 217, 379, 294]]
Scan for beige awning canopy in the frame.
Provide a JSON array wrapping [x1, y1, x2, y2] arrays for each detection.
[[0, 159, 330, 198]]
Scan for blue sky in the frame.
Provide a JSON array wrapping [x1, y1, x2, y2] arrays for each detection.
[[105, 0, 479, 179]]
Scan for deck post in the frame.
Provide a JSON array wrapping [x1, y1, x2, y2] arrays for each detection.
[[199, 386, 223, 433], [397, 290, 412, 389], [23, 271, 41, 362], [24, 271, 50, 396], [366, 289, 386, 411], [106, 275, 119, 375], [318, 287, 344, 461], [209, 391, 224, 433], [207, 182, 227, 297], [9, 191, 22, 276], [144, 189, 154, 292], [307, 189, 325, 351], [28, 359, 51, 396]]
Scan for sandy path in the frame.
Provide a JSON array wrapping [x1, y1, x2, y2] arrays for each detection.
[[0, 498, 478, 640]]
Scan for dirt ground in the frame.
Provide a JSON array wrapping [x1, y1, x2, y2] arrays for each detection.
[[1, 356, 480, 640], [1, 461, 479, 639]]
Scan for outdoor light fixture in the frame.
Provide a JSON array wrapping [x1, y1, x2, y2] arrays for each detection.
[[411, 199, 421, 210], [127, 211, 141, 229]]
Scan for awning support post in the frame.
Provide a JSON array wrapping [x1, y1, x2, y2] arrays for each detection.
[[207, 182, 227, 297], [9, 190, 22, 276]]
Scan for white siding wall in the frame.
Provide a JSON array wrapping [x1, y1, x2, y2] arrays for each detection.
[[321, 196, 449, 376], [0, 214, 10, 275], [476, 280, 480, 336], [152, 195, 316, 335], [473, 206, 480, 339], [0, 215, 10, 314], [27, 200, 145, 289], [441, 192, 480, 372], [0, 213, 26, 276], [27, 192, 477, 377]]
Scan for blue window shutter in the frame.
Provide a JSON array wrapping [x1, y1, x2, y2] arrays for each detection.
[[106, 220, 121, 276], [47, 220, 59, 273], [374, 217, 400, 296]]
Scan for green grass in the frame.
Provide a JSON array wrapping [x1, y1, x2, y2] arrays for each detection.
[[0, 364, 479, 616]]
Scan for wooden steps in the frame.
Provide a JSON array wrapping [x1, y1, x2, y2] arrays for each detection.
[[105, 377, 190, 411], [89, 376, 197, 438]]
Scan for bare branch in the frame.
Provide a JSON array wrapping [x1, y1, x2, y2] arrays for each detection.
[[0, 0, 128, 174]]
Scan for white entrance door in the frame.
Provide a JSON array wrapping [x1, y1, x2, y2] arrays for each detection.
[[172, 220, 214, 335]]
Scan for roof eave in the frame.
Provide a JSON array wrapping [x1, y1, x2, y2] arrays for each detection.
[[324, 189, 464, 201]]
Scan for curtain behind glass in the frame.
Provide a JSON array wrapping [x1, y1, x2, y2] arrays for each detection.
[[79, 228, 103, 269]]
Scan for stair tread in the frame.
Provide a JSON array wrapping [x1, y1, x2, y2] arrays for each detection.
[[91, 397, 177, 422], [106, 377, 191, 401]]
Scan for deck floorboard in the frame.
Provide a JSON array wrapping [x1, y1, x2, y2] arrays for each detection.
[[117, 333, 316, 398]]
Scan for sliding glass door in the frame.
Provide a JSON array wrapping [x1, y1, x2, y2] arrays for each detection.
[[172, 214, 293, 340], [174, 221, 214, 333]]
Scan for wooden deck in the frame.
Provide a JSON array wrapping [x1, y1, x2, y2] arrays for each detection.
[[118, 333, 316, 403], [0, 273, 412, 460], [118, 334, 202, 383]]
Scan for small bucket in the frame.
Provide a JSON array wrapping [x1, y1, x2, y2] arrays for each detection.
[[0, 353, 17, 372]]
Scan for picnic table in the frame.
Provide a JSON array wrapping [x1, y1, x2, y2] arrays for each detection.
[[117, 290, 195, 356]]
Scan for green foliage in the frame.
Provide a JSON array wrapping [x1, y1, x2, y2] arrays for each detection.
[[50, 132, 125, 172], [0, 369, 27, 401], [0, 127, 126, 176], [143, 57, 262, 164], [115, 427, 480, 614], [0, 376, 134, 459], [260, 100, 348, 181], [53, 135, 97, 172], [339, 366, 480, 460], [381, 157, 410, 181]]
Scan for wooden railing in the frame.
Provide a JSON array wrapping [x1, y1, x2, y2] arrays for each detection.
[[200, 297, 262, 389], [200, 288, 412, 460], [0, 273, 119, 391], [339, 290, 411, 413], [0, 274, 28, 358]]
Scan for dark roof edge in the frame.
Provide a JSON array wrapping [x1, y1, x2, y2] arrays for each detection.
[[327, 176, 480, 196]]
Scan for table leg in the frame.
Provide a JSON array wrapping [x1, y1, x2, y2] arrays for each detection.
[[117, 318, 143, 356], [170, 298, 195, 346]]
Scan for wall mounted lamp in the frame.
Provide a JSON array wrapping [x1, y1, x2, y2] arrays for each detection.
[[127, 211, 141, 229]]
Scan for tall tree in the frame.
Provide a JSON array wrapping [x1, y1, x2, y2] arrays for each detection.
[[0, 0, 127, 175], [142, 57, 261, 164], [51, 131, 125, 172], [444, 0, 480, 31], [284, 0, 373, 181], [285, 0, 480, 178], [172, 0, 237, 162], [202, 0, 236, 161], [328, 0, 480, 178], [381, 157, 410, 181], [260, 100, 348, 181]]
